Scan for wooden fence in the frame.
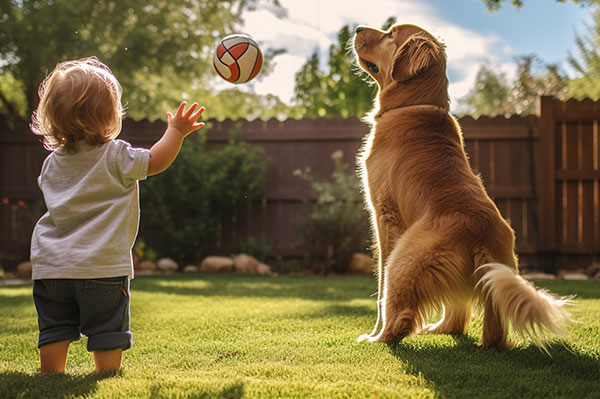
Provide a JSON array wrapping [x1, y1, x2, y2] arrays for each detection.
[[1, 96, 600, 269]]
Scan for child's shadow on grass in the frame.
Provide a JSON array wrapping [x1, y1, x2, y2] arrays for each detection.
[[0, 371, 116, 399], [0, 372, 244, 399], [149, 381, 244, 399], [388, 335, 600, 399]]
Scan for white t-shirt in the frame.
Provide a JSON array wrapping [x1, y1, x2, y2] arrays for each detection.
[[31, 139, 150, 280]]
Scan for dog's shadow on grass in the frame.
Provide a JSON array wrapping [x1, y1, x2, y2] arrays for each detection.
[[0, 370, 116, 399], [388, 335, 600, 399]]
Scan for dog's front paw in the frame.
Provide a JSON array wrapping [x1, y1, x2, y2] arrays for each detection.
[[357, 333, 377, 343], [358, 332, 400, 343]]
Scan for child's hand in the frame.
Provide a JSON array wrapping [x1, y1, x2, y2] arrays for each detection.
[[167, 102, 206, 137]]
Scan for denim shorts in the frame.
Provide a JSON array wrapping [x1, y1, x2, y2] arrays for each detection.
[[33, 276, 132, 352]]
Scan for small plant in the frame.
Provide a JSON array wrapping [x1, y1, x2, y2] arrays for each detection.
[[277, 257, 307, 274], [133, 239, 157, 262], [294, 150, 371, 274]]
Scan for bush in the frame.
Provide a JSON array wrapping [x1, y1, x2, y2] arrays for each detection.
[[235, 234, 273, 263], [294, 150, 371, 274], [139, 130, 269, 263], [0, 198, 46, 271]]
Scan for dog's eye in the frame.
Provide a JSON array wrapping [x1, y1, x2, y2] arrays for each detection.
[[388, 32, 394, 39], [366, 61, 379, 74]]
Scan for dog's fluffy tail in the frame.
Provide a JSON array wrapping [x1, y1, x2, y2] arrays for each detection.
[[475, 263, 573, 345]]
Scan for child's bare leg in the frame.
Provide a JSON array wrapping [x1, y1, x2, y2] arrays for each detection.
[[94, 349, 123, 372], [40, 340, 70, 373]]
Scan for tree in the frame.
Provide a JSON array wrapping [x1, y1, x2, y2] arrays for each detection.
[[480, 0, 590, 11], [462, 55, 567, 117], [0, 0, 281, 123], [293, 18, 397, 118], [464, 66, 512, 117], [567, 3, 600, 100], [0, 73, 27, 121], [201, 89, 303, 121]]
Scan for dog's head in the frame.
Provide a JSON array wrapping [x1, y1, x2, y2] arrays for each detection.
[[353, 24, 449, 114]]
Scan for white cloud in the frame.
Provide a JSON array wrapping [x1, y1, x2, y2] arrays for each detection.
[[242, 8, 332, 55], [230, 0, 516, 112], [253, 53, 308, 102]]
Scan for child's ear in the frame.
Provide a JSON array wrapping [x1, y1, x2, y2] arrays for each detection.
[[392, 34, 444, 82]]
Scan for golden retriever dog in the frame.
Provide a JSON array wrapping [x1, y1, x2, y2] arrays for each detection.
[[353, 23, 571, 349]]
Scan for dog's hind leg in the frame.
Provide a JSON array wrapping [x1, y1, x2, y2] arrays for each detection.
[[480, 299, 512, 350], [473, 249, 515, 350]]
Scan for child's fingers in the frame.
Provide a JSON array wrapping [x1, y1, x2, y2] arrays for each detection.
[[192, 122, 206, 130], [166, 111, 173, 122], [190, 106, 205, 121], [175, 102, 187, 117], [183, 102, 198, 118]]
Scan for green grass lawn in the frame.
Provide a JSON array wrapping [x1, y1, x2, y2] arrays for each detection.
[[0, 274, 599, 399]]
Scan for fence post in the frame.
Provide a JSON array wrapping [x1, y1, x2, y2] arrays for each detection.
[[537, 96, 557, 251]]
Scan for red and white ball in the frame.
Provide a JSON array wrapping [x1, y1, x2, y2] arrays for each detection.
[[213, 34, 262, 84]]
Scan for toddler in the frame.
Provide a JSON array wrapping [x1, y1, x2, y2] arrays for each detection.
[[29, 56, 205, 373]]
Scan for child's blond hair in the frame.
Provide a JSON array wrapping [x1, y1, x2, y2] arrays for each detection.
[[31, 57, 125, 153]]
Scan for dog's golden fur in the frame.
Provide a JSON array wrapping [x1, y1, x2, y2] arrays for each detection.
[[353, 23, 571, 349]]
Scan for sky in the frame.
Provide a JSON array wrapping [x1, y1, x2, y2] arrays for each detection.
[[222, 0, 591, 113]]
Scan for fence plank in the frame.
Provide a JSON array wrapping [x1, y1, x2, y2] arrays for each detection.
[[538, 96, 558, 251]]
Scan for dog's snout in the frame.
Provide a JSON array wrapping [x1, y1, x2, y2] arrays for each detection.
[[355, 26, 365, 33]]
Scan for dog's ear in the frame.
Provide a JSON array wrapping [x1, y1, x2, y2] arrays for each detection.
[[392, 34, 443, 82]]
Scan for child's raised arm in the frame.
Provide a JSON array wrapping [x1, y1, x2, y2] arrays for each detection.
[[147, 102, 205, 176]]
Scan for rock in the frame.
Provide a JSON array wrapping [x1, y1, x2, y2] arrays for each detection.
[[183, 265, 199, 273], [200, 256, 234, 273], [233, 254, 260, 273], [561, 272, 589, 281], [348, 253, 374, 275], [138, 260, 157, 272], [232, 254, 273, 275], [521, 272, 556, 280], [157, 257, 178, 273], [256, 263, 272, 275], [16, 261, 32, 280]]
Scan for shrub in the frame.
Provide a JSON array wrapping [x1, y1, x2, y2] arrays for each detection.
[[0, 198, 46, 271], [133, 239, 157, 263], [235, 234, 273, 263], [139, 130, 269, 263], [294, 150, 371, 274]]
